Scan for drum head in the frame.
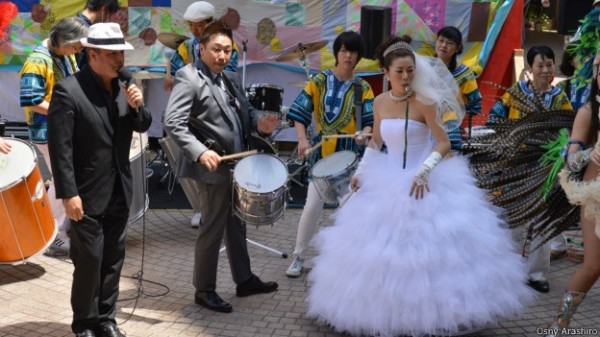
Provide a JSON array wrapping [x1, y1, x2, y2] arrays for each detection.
[[0, 139, 36, 189], [311, 151, 357, 178], [234, 154, 287, 193]]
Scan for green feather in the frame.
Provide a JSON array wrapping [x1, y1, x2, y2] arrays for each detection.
[[539, 129, 569, 200]]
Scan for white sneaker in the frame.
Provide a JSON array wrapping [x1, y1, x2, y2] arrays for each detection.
[[286, 255, 304, 278], [48, 236, 70, 254], [190, 212, 201, 228]]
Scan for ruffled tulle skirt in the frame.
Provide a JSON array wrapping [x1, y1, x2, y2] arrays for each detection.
[[306, 153, 536, 337]]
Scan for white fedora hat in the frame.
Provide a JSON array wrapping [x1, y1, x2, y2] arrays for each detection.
[[81, 22, 133, 50], [184, 1, 215, 22]]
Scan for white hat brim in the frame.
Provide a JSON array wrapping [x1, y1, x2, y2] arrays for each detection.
[[81, 38, 134, 50]]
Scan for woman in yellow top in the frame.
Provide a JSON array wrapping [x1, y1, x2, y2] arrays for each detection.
[[488, 46, 573, 122], [434, 26, 481, 149], [285, 31, 374, 277], [487, 45, 574, 295]]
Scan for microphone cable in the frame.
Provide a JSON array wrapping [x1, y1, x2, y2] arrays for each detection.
[[115, 77, 170, 325]]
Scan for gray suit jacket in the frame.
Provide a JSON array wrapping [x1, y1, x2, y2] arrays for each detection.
[[164, 61, 263, 184]]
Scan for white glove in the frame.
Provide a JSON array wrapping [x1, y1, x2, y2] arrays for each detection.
[[352, 147, 377, 180], [413, 151, 442, 186]]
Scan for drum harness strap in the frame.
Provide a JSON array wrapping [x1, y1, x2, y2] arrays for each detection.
[[354, 77, 363, 131]]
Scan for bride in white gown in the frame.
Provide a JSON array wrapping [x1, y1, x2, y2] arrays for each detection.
[[305, 36, 536, 337]]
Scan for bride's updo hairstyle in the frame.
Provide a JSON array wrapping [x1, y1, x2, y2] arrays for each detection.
[[376, 35, 414, 69], [374, 34, 466, 127]]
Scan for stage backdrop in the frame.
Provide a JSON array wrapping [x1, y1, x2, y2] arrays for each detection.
[[0, 0, 515, 75]]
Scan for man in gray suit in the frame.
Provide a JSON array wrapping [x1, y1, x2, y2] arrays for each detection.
[[163, 20, 280, 313]]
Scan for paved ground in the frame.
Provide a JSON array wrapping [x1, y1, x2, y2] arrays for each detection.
[[1, 207, 600, 337]]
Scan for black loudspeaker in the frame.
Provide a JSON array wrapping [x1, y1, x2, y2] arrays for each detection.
[[360, 6, 392, 60], [557, 0, 593, 35]]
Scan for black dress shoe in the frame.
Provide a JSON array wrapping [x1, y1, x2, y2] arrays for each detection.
[[97, 325, 125, 337], [75, 329, 96, 337], [527, 279, 550, 293], [236, 274, 278, 297], [195, 290, 233, 313]]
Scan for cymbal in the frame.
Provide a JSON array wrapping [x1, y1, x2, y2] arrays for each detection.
[[158, 32, 189, 50], [275, 40, 328, 62]]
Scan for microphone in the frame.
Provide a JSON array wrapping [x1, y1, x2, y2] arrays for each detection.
[[117, 67, 133, 87], [117, 67, 133, 88], [117, 68, 142, 120]]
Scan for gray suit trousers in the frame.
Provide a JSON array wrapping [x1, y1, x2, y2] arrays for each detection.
[[192, 180, 253, 291]]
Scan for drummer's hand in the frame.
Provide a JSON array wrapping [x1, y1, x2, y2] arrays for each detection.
[[297, 138, 310, 158], [257, 113, 280, 135], [353, 129, 371, 145], [164, 76, 174, 92], [0, 138, 11, 154], [199, 150, 222, 172], [63, 196, 84, 222], [350, 176, 361, 192]]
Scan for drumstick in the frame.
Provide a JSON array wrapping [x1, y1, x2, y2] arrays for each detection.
[[338, 190, 355, 208], [303, 140, 323, 156], [220, 150, 258, 161], [304, 133, 373, 156], [322, 133, 373, 139]]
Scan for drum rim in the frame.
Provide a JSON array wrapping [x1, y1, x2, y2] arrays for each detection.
[[310, 150, 358, 178], [0, 138, 38, 190], [246, 83, 284, 91]]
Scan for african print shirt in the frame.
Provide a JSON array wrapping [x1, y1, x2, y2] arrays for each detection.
[[19, 40, 78, 143], [488, 80, 573, 123], [287, 69, 374, 159]]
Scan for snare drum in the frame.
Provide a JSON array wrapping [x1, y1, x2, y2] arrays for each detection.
[[129, 132, 149, 222], [246, 83, 284, 114], [311, 151, 358, 205], [0, 138, 56, 264], [232, 153, 288, 226]]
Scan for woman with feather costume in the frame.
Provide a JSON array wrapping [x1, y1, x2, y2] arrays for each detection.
[[541, 56, 600, 336]]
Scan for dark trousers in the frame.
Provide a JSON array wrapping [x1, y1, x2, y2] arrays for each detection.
[[70, 184, 129, 333], [193, 181, 253, 291]]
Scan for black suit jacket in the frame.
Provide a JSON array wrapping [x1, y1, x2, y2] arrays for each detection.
[[164, 60, 264, 184], [47, 66, 152, 216]]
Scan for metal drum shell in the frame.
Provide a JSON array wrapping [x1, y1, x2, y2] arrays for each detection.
[[232, 153, 288, 226]]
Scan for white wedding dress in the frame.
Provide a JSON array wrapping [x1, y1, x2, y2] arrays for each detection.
[[306, 119, 536, 337]]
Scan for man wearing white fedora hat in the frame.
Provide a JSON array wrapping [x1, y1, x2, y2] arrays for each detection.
[[48, 22, 152, 337]]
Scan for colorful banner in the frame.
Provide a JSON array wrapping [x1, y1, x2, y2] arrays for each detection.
[[0, 0, 512, 75]]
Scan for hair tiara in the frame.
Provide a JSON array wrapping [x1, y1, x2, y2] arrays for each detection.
[[383, 41, 414, 58]]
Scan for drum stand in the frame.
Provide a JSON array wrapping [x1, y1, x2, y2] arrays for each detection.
[[219, 230, 288, 258]]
